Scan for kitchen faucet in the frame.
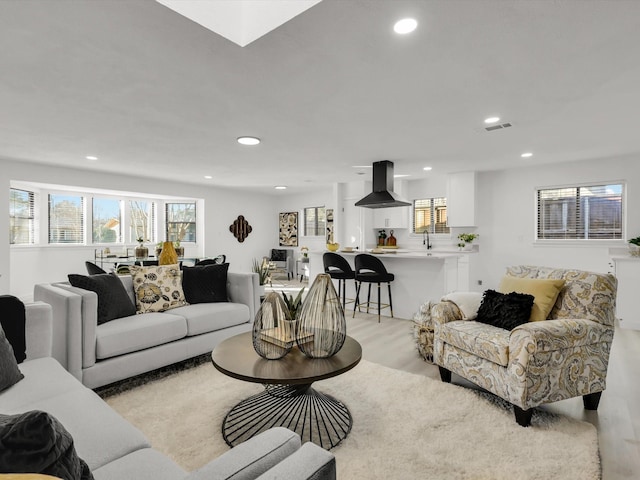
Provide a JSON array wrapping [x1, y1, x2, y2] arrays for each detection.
[[423, 229, 432, 249]]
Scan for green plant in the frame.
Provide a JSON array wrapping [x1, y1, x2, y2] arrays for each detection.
[[458, 233, 479, 243], [281, 288, 305, 319], [628, 236, 640, 246], [252, 258, 270, 286]]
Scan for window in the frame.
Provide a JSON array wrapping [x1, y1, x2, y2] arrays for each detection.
[[130, 200, 156, 243], [413, 198, 450, 234], [49, 194, 84, 244], [536, 184, 623, 240], [166, 202, 196, 242], [10, 188, 35, 244], [304, 206, 326, 236], [92, 197, 122, 243]]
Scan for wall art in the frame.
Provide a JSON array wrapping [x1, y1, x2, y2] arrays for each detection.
[[279, 212, 298, 246]]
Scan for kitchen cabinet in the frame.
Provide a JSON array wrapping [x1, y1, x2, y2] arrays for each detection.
[[447, 172, 476, 227], [612, 257, 640, 330], [373, 206, 410, 228]]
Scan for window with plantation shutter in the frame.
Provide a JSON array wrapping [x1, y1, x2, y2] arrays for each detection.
[[49, 194, 84, 244], [413, 197, 450, 234], [10, 188, 36, 244], [536, 184, 623, 240], [166, 202, 196, 242], [304, 206, 326, 236]]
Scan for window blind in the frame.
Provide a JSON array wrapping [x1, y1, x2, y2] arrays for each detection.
[[536, 184, 623, 240], [413, 197, 449, 234], [10, 188, 35, 244], [48, 194, 84, 244]]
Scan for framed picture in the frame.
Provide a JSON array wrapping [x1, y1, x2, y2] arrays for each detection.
[[279, 212, 298, 246], [326, 208, 334, 243]]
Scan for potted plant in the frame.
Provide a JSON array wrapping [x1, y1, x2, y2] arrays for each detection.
[[281, 287, 305, 320], [135, 237, 149, 259], [457, 233, 479, 251], [252, 258, 270, 286], [628, 236, 640, 257], [174, 240, 184, 258]]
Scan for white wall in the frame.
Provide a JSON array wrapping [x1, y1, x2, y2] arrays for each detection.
[[471, 156, 639, 291], [2, 158, 276, 299], [273, 187, 334, 256]]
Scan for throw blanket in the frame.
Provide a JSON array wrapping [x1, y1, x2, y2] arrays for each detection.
[[441, 291, 483, 320], [0, 295, 26, 363]]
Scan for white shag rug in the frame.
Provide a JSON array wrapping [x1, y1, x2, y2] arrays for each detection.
[[104, 360, 600, 479]]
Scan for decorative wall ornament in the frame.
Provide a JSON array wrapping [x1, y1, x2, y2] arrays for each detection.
[[296, 273, 346, 358], [279, 212, 298, 246], [229, 215, 252, 242]]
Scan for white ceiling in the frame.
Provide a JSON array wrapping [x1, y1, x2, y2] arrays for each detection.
[[1, 0, 639, 195]]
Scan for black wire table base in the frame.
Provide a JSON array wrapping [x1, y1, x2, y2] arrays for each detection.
[[221, 383, 352, 450]]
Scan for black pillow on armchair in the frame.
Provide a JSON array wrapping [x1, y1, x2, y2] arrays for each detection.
[[475, 289, 534, 330], [0, 295, 26, 363], [0, 410, 94, 480]]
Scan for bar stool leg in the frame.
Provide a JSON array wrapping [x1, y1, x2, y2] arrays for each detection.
[[377, 282, 381, 323], [366, 284, 372, 313], [353, 281, 362, 318], [387, 282, 393, 318]]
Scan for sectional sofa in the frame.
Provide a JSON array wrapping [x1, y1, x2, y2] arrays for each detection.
[[1, 302, 337, 479], [34, 270, 259, 388]]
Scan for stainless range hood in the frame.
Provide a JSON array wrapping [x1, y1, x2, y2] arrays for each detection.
[[355, 160, 411, 208]]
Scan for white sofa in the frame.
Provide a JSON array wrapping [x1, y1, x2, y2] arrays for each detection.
[[34, 272, 259, 388], [0, 302, 337, 479]]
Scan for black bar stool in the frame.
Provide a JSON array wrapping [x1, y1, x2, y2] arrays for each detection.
[[353, 253, 394, 323], [323, 252, 356, 310]]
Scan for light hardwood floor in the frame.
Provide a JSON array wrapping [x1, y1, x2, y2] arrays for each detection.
[[347, 311, 640, 480]]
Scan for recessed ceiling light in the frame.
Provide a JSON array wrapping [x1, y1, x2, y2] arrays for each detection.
[[423, 166, 432, 171], [394, 18, 417, 34], [237, 136, 260, 146], [484, 117, 500, 124], [85, 155, 98, 161], [521, 152, 533, 158], [274, 186, 287, 190], [204, 175, 212, 179]]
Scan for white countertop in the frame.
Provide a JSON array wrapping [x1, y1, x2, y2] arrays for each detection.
[[313, 249, 469, 259]]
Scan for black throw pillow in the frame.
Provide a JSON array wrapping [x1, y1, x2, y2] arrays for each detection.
[[68, 273, 136, 325], [0, 325, 24, 393], [0, 295, 26, 363], [182, 263, 230, 304], [0, 410, 94, 480], [476, 289, 534, 330]]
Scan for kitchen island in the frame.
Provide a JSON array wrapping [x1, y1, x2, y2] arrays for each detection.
[[308, 250, 470, 320]]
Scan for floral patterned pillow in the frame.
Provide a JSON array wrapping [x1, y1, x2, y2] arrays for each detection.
[[129, 264, 188, 314]]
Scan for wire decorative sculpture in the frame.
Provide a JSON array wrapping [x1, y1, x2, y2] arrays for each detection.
[[296, 273, 346, 358], [252, 292, 295, 360]]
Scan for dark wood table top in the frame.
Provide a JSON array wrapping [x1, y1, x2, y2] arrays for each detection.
[[211, 332, 362, 385]]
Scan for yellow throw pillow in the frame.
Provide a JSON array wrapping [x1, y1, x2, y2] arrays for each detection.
[[498, 276, 565, 322]]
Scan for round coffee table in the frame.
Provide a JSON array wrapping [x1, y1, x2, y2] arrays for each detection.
[[211, 332, 362, 450]]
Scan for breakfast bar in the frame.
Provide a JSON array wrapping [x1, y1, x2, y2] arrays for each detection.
[[308, 250, 469, 320]]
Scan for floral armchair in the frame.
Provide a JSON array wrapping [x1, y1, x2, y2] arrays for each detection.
[[432, 265, 617, 426]]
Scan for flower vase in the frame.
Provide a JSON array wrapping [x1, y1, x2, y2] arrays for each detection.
[[252, 292, 295, 360], [135, 245, 148, 260], [158, 241, 179, 265], [296, 273, 346, 358]]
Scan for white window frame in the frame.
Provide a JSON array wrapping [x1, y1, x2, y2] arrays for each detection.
[[412, 197, 450, 235], [304, 206, 326, 237], [534, 181, 625, 243], [9, 188, 36, 245]]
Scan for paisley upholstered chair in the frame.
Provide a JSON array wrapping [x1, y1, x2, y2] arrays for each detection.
[[432, 265, 617, 426]]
